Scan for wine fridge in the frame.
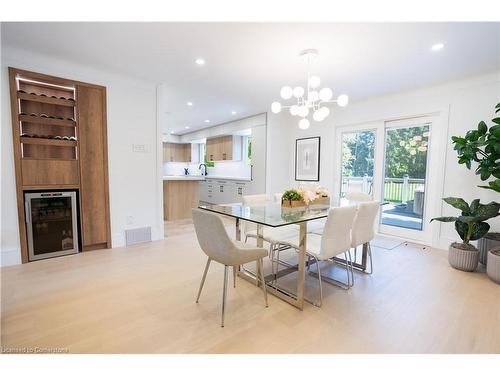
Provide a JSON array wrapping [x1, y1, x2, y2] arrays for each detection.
[[25, 191, 79, 261]]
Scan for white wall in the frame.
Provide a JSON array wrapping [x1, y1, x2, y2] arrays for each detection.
[[1, 45, 161, 266], [266, 71, 500, 248]]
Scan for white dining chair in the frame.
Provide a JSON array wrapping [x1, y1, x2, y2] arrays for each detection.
[[345, 191, 372, 202], [274, 193, 283, 203], [279, 205, 358, 306], [351, 201, 380, 275], [312, 192, 371, 236], [192, 208, 269, 327]]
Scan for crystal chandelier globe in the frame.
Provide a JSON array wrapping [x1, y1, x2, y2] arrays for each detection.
[[271, 49, 348, 129]]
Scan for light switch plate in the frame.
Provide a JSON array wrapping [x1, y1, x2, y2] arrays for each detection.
[[132, 144, 148, 153]]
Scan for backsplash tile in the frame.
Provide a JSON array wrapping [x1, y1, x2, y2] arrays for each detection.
[[163, 161, 251, 178]]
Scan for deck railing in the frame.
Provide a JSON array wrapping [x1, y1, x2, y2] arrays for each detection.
[[341, 175, 425, 202]]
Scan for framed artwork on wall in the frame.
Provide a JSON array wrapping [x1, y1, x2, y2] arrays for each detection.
[[295, 136, 320, 181]]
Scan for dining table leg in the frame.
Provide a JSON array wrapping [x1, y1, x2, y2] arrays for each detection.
[[235, 218, 241, 241], [361, 243, 368, 271], [234, 220, 307, 310], [256, 224, 264, 286], [296, 222, 307, 310]]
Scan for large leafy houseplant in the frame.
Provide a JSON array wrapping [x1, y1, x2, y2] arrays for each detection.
[[451, 103, 500, 193], [431, 198, 500, 250]]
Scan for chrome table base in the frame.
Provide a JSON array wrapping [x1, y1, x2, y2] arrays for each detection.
[[234, 218, 371, 309]]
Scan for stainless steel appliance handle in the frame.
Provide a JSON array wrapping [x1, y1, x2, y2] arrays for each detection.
[[25, 201, 30, 223]]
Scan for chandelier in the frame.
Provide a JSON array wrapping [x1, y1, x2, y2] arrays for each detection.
[[271, 49, 348, 129]]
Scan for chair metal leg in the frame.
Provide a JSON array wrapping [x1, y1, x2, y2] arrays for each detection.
[[221, 265, 229, 327], [196, 257, 211, 303], [347, 250, 354, 287], [269, 243, 275, 280], [367, 242, 374, 274], [344, 253, 351, 289], [315, 256, 323, 307], [258, 258, 269, 307], [233, 266, 237, 288]]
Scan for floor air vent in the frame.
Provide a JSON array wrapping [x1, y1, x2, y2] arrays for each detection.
[[125, 227, 152, 246]]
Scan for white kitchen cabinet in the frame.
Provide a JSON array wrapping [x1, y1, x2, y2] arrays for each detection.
[[200, 178, 250, 204], [234, 181, 249, 202], [198, 180, 209, 202]]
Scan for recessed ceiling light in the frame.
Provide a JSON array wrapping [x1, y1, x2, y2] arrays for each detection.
[[186, 101, 193, 106], [204, 120, 210, 123], [185, 126, 190, 129], [231, 111, 237, 115], [170, 130, 175, 134], [431, 43, 444, 51], [195, 58, 205, 65]]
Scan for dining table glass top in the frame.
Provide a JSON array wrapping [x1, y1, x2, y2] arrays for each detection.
[[198, 202, 331, 227]]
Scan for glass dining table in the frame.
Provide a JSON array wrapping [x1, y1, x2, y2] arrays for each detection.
[[198, 201, 372, 310]]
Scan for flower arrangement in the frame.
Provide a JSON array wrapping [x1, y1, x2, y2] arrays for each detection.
[[281, 185, 330, 207]]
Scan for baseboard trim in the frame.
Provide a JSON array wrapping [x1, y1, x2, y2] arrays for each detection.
[[1, 247, 22, 267]]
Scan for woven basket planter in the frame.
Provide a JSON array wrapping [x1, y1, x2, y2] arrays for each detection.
[[486, 247, 500, 284], [448, 243, 479, 272], [281, 199, 306, 208], [281, 196, 330, 208], [478, 233, 500, 265]]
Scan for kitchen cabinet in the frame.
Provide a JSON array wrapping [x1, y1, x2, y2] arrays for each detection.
[[164, 180, 199, 220], [206, 135, 242, 161], [163, 142, 191, 162], [198, 180, 209, 202], [200, 178, 250, 204], [77, 84, 111, 250]]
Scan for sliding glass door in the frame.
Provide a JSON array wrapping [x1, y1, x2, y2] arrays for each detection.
[[335, 116, 442, 245], [340, 130, 376, 206], [380, 124, 430, 231]]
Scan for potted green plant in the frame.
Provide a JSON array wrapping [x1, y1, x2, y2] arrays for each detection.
[[451, 102, 500, 264], [487, 247, 500, 284], [281, 189, 305, 208], [431, 198, 500, 272]]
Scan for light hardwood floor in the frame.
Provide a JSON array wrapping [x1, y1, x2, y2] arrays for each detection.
[[2, 221, 499, 353]]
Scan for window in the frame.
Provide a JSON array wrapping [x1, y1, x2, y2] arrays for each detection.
[[243, 136, 252, 165], [199, 142, 214, 167]]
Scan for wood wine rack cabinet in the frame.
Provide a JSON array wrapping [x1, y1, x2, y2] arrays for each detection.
[[8, 67, 111, 262]]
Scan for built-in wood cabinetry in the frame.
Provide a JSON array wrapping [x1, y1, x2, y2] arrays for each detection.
[[206, 135, 242, 161], [163, 180, 199, 220], [163, 143, 191, 162], [8, 67, 111, 262], [77, 85, 111, 250]]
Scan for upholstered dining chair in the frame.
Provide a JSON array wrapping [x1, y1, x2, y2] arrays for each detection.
[[350, 201, 380, 275], [279, 205, 358, 306], [345, 191, 372, 202], [192, 208, 268, 327]]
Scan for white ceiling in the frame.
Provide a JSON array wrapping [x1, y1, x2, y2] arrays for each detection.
[[3, 22, 499, 134]]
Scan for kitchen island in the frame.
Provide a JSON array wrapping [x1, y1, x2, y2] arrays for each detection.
[[163, 175, 253, 220], [163, 176, 201, 220]]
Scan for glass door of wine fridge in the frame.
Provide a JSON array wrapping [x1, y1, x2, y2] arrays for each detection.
[[25, 191, 79, 261]]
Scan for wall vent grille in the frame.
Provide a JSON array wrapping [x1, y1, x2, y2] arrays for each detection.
[[125, 227, 152, 246]]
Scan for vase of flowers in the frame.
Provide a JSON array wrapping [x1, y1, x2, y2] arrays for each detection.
[[281, 186, 330, 208]]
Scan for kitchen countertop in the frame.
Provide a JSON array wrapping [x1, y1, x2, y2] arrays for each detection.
[[163, 175, 251, 182], [206, 175, 252, 182], [163, 176, 206, 181]]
